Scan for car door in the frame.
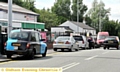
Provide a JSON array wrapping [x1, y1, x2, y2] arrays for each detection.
[[30, 32, 40, 54], [35, 32, 41, 54]]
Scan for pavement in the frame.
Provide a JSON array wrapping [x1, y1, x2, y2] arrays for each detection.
[[0, 54, 11, 63]]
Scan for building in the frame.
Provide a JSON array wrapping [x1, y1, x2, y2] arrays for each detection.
[[0, 2, 45, 31], [51, 26, 73, 33], [59, 21, 96, 35]]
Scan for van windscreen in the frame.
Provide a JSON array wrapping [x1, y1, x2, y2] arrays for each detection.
[[98, 35, 108, 40]]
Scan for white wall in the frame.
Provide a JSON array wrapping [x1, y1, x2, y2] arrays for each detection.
[[0, 11, 3, 19], [59, 21, 83, 32], [2, 10, 37, 22], [51, 27, 66, 32]]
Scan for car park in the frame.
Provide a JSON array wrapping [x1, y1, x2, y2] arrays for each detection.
[[103, 36, 119, 50], [4, 29, 47, 59], [53, 36, 79, 52]]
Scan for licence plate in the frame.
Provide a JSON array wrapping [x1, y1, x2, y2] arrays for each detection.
[[14, 46, 18, 50], [108, 41, 113, 43], [58, 42, 64, 44]]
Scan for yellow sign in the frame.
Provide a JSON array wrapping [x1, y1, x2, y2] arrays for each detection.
[[0, 68, 62, 72]]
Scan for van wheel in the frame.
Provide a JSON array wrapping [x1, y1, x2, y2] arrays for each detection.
[[7, 54, 12, 58], [42, 48, 47, 57]]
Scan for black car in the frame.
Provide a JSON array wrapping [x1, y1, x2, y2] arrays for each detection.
[[103, 36, 119, 50], [4, 29, 47, 59]]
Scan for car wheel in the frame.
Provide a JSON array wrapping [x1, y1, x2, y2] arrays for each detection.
[[104, 47, 106, 50], [42, 48, 47, 57], [107, 47, 109, 49], [117, 46, 119, 50], [29, 50, 34, 59], [53, 48, 57, 51], [7, 54, 12, 58]]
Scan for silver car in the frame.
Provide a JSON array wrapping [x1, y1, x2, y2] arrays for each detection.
[[53, 36, 79, 52]]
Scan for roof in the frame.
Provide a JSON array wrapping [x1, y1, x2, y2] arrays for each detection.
[[52, 26, 73, 31], [0, 2, 39, 15], [69, 21, 95, 30]]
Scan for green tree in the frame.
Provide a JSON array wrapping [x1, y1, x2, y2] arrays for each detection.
[[37, 9, 59, 30], [87, 0, 110, 32], [51, 0, 71, 24], [71, 0, 87, 22]]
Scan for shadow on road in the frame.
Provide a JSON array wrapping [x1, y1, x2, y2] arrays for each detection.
[[11, 55, 53, 61]]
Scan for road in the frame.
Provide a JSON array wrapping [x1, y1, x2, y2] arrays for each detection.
[[0, 48, 120, 72]]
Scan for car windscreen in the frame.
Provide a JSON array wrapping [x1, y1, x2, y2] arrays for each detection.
[[105, 37, 116, 41], [73, 36, 83, 41], [98, 35, 108, 40], [55, 36, 70, 41], [9, 31, 29, 40]]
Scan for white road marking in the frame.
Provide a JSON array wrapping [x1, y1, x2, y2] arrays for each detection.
[[102, 51, 109, 54], [61, 62, 76, 68], [85, 55, 98, 60], [62, 62, 80, 71]]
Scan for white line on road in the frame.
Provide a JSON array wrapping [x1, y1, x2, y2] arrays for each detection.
[[85, 55, 98, 60], [102, 51, 109, 54], [62, 63, 80, 71], [61, 62, 76, 68]]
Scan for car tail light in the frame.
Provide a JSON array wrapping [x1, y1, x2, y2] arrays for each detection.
[[82, 41, 84, 44], [66, 41, 70, 44], [53, 41, 56, 44], [26, 43, 30, 48], [4, 42, 6, 47]]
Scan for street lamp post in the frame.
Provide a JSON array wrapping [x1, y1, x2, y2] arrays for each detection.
[[77, 0, 79, 33], [8, 0, 13, 37]]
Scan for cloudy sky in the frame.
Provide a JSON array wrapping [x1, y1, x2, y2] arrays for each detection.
[[35, 0, 120, 21]]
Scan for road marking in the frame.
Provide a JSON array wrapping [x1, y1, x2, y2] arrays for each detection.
[[85, 55, 98, 60], [47, 52, 63, 56], [0, 60, 16, 65], [61, 62, 76, 68], [62, 62, 80, 71], [102, 51, 109, 54]]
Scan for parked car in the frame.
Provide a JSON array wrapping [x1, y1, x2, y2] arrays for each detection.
[[73, 35, 89, 49], [4, 29, 47, 59], [103, 36, 119, 50], [96, 32, 109, 47], [53, 36, 79, 52]]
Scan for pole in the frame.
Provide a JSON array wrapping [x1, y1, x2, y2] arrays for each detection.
[[8, 0, 13, 37], [99, 6, 101, 32], [77, 0, 79, 33]]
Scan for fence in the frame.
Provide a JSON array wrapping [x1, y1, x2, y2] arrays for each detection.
[[46, 31, 88, 42]]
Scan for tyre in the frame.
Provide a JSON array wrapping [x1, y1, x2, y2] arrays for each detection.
[[104, 47, 106, 50], [42, 48, 47, 57], [75, 49, 79, 51], [28, 50, 34, 59], [107, 47, 109, 49], [7, 54, 12, 58], [53, 48, 57, 51]]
